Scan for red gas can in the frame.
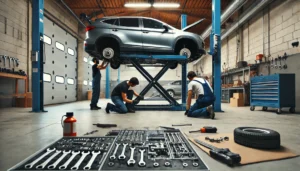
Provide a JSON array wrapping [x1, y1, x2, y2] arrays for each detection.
[[63, 112, 77, 136]]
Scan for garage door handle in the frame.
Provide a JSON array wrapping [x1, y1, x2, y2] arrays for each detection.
[[112, 29, 118, 32], [143, 31, 149, 33]]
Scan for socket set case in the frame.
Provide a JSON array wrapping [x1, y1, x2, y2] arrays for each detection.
[[8, 130, 209, 171]]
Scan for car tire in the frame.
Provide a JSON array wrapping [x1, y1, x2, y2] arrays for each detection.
[[98, 43, 119, 61], [167, 90, 175, 98], [110, 61, 120, 69], [169, 62, 178, 69], [234, 127, 281, 149]]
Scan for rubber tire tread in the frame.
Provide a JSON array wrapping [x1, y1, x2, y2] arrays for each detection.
[[234, 127, 280, 149]]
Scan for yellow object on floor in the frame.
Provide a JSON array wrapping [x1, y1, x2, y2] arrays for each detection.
[[188, 133, 298, 165]]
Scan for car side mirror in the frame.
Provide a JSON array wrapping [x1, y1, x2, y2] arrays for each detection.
[[163, 25, 168, 32]]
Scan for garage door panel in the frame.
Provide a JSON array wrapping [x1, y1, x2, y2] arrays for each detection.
[[43, 16, 77, 105]]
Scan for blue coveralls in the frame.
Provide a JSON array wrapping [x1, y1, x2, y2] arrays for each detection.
[[90, 70, 101, 107], [187, 80, 215, 117]]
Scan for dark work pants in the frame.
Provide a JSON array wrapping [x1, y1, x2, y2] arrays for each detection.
[[90, 76, 100, 107], [109, 90, 134, 114]]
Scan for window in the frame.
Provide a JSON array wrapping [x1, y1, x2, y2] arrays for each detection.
[[89, 61, 94, 65], [55, 76, 65, 84], [89, 81, 92, 86], [56, 42, 65, 51], [43, 73, 51, 82], [103, 19, 119, 26], [83, 80, 88, 86], [67, 78, 74, 85], [120, 18, 139, 27], [67, 48, 75, 56], [44, 35, 52, 45], [172, 81, 181, 85], [143, 19, 163, 29], [83, 57, 88, 62]]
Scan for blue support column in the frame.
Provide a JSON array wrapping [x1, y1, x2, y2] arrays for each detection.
[[211, 0, 222, 112], [117, 68, 120, 83], [32, 0, 44, 112], [181, 14, 187, 106], [105, 66, 110, 98]]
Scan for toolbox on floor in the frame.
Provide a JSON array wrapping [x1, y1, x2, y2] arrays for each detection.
[[8, 130, 209, 171], [250, 74, 295, 114]]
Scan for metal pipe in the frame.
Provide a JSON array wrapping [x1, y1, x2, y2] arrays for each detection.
[[221, 0, 274, 41], [201, 0, 248, 39], [60, 0, 86, 27]]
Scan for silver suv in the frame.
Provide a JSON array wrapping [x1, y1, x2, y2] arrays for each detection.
[[85, 16, 205, 69]]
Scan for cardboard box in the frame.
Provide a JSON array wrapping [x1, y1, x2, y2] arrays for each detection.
[[230, 97, 244, 107], [87, 90, 92, 100], [16, 97, 32, 107], [233, 93, 243, 99], [233, 80, 242, 86]]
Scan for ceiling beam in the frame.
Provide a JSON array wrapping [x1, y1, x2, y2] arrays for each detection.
[[71, 7, 211, 11]]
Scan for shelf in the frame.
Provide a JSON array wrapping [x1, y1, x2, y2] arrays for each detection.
[[222, 65, 258, 76], [0, 73, 27, 79]]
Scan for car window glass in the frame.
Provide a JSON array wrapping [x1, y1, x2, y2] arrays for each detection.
[[120, 18, 139, 27], [103, 19, 118, 25], [143, 19, 163, 29], [172, 81, 180, 85]]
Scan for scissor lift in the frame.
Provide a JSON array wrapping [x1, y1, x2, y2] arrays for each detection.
[[119, 54, 188, 111]]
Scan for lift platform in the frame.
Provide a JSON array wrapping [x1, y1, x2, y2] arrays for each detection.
[[119, 54, 188, 111]]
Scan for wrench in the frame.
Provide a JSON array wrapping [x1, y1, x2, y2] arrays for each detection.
[[127, 147, 136, 166], [118, 143, 128, 160], [83, 151, 101, 170], [36, 150, 62, 169], [138, 149, 146, 167], [109, 143, 120, 160], [48, 150, 71, 169], [24, 148, 56, 169], [70, 151, 90, 170], [278, 56, 282, 69], [59, 151, 80, 170]]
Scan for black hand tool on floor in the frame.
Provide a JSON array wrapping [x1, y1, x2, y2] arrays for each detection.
[[93, 123, 117, 128], [189, 126, 217, 133], [194, 139, 241, 166], [172, 124, 192, 126], [159, 126, 175, 130]]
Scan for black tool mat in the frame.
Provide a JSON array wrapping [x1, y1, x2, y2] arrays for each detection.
[[102, 130, 208, 171], [8, 137, 115, 171]]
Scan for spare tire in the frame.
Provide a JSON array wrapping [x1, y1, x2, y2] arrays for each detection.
[[234, 127, 280, 149]]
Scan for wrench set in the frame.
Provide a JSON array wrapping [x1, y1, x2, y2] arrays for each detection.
[[9, 130, 208, 171], [11, 137, 115, 171], [102, 130, 208, 170]]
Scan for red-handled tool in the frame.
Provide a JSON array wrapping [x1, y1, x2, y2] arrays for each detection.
[[189, 126, 217, 133]]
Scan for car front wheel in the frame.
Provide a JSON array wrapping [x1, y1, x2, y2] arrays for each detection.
[[98, 43, 119, 61]]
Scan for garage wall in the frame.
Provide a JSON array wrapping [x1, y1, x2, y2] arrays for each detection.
[[0, 0, 29, 107], [195, 0, 300, 111]]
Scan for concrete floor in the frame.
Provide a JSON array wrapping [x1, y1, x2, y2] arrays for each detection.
[[0, 100, 300, 171]]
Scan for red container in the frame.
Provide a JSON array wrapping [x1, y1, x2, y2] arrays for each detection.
[[63, 112, 77, 136], [256, 54, 264, 60]]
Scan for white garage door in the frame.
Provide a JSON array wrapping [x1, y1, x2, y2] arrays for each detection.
[[43, 17, 77, 105]]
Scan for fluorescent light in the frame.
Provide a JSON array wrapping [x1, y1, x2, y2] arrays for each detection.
[[153, 3, 180, 8], [124, 3, 151, 8]]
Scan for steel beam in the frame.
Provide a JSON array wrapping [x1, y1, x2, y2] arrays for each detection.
[[181, 14, 187, 106], [31, 0, 44, 112], [211, 0, 222, 112]]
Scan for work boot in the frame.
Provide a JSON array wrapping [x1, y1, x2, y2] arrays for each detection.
[[127, 108, 135, 113], [96, 105, 101, 109], [207, 106, 215, 119], [90, 106, 99, 110], [105, 103, 111, 114]]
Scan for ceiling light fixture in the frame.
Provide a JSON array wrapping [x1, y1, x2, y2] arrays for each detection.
[[124, 3, 151, 8], [153, 3, 180, 8]]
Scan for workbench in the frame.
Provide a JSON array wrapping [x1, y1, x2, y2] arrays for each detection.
[[0, 72, 28, 107]]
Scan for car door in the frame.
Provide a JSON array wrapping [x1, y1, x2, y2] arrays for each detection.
[[117, 18, 143, 52], [174, 81, 182, 95], [142, 18, 174, 53]]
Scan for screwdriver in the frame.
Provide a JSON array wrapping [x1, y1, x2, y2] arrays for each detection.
[[189, 126, 217, 133]]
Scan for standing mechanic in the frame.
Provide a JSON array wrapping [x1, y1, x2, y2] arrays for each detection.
[[105, 77, 144, 114], [90, 57, 108, 110], [185, 71, 215, 119]]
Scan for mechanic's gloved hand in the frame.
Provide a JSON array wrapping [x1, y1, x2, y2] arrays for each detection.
[[184, 110, 189, 115], [132, 99, 140, 105], [137, 95, 144, 100]]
